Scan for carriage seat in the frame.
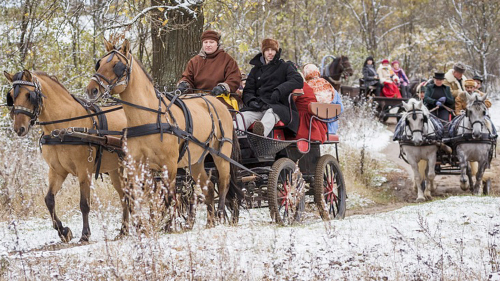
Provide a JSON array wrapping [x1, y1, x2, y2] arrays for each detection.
[[308, 103, 341, 119]]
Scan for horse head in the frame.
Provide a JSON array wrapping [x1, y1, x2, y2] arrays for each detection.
[[465, 92, 489, 139], [3, 69, 45, 136], [402, 99, 429, 145], [86, 39, 133, 101], [339, 56, 353, 78]]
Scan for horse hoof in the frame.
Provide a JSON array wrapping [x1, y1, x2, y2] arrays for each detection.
[[79, 234, 90, 243], [59, 227, 73, 243], [425, 195, 433, 201], [460, 182, 468, 191], [415, 198, 425, 203]]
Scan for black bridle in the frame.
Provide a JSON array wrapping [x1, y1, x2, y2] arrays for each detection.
[[463, 98, 489, 136], [404, 105, 429, 139], [7, 77, 46, 125], [91, 49, 133, 101]]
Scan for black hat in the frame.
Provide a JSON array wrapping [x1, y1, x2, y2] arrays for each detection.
[[433, 72, 445, 80], [472, 75, 483, 82]]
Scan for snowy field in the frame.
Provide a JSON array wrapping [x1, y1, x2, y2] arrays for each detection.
[[1, 196, 500, 280]]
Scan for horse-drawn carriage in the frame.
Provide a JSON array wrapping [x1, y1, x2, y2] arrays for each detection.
[[396, 97, 496, 202], [320, 55, 422, 123], [4, 40, 347, 242]]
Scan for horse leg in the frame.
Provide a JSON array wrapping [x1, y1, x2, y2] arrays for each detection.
[[410, 159, 424, 202], [78, 175, 92, 242], [468, 161, 478, 192], [424, 155, 436, 200], [457, 148, 469, 191], [108, 168, 129, 238], [45, 169, 72, 242], [213, 156, 231, 224], [191, 162, 215, 227], [473, 161, 487, 196], [415, 160, 426, 202]]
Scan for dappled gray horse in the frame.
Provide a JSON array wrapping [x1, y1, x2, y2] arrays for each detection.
[[452, 92, 496, 195], [395, 99, 444, 202]]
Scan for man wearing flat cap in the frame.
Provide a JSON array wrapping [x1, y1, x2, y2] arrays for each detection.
[[454, 79, 491, 115], [177, 30, 241, 110], [424, 72, 455, 121], [235, 38, 303, 137], [443, 62, 468, 98]]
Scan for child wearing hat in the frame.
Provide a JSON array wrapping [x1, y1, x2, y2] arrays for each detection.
[[377, 59, 402, 98]]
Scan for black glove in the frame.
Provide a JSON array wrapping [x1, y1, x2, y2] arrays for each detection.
[[211, 85, 226, 96], [177, 81, 189, 93], [270, 90, 281, 103], [248, 100, 260, 109]]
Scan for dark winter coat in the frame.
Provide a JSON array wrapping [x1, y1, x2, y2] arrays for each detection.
[[362, 65, 379, 87], [241, 50, 303, 134], [423, 83, 455, 109]]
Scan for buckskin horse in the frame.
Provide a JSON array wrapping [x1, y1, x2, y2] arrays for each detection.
[[86, 39, 240, 227], [4, 70, 127, 242], [320, 55, 354, 92]]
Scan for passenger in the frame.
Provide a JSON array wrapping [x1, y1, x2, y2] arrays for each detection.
[[443, 62, 468, 98], [454, 79, 491, 115], [303, 63, 344, 135], [472, 75, 484, 91], [391, 60, 410, 98], [361, 56, 381, 96], [423, 72, 455, 121], [284, 63, 327, 142], [377, 59, 402, 98], [235, 38, 303, 137], [177, 30, 241, 110]]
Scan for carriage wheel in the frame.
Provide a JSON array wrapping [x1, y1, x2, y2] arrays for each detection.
[[267, 158, 305, 225], [314, 154, 346, 220]]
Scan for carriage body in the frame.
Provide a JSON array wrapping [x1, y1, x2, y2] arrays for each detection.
[[202, 101, 347, 224]]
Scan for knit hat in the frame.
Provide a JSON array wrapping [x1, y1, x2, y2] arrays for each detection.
[[261, 38, 279, 53], [201, 30, 220, 43], [464, 79, 476, 87], [453, 62, 466, 73], [303, 63, 320, 81], [381, 59, 390, 65], [391, 60, 400, 66]]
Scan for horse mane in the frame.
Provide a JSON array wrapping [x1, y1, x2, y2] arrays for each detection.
[[32, 71, 70, 92], [132, 55, 154, 83]]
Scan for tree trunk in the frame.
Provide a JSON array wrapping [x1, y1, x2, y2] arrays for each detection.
[[150, 1, 204, 89]]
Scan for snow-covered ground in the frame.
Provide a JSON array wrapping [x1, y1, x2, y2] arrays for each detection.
[[1, 196, 499, 280]]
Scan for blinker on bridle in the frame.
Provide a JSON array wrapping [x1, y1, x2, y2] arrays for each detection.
[[7, 78, 46, 125], [91, 48, 133, 102]]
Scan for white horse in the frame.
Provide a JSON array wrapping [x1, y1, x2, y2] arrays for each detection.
[[454, 92, 495, 195], [397, 99, 442, 202]]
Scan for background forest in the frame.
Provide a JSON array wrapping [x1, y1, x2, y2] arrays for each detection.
[[0, 0, 499, 96]]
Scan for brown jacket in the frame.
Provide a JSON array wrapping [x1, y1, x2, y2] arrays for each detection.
[[179, 48, 241, 93], [454, 90, 492, 115], [443, 69, 467, 98]]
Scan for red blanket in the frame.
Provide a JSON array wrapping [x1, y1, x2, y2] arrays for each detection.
[[382, 82, 402, 98]]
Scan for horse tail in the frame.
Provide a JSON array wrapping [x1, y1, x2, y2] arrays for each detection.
[[226, 129, 244, 207]]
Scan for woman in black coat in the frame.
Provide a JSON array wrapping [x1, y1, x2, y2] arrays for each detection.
[[236, 38, 303, 137], [362, 56, 381, 96]]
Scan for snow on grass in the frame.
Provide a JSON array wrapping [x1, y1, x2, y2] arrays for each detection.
[[2, 196, 500, 280]]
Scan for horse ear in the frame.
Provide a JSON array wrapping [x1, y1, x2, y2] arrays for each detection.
[[122, 39, 130, 56], [416, 100, 423, 109], [3, 71, 13, 83], [22, 69, 32, 82], [104, 38, 114, 52], [465, 91, 473, 103], [402, 101, 409, 111], [480, 92, 488, 101]]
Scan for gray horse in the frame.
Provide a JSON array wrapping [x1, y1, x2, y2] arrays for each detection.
[[454, 92, 496, 195], [396, 99, 443, 202]]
